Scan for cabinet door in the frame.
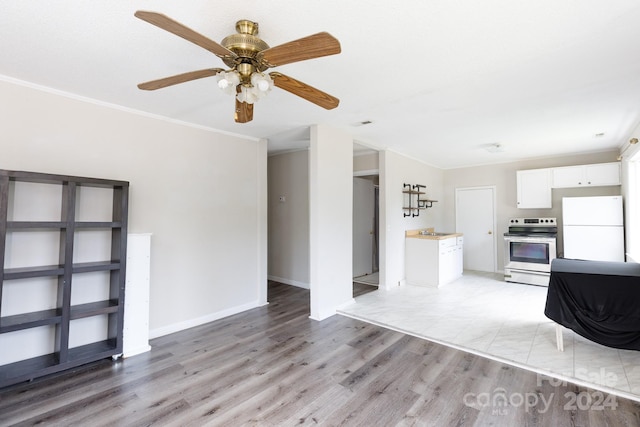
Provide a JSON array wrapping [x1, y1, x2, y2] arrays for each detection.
[[439, 247, 454, 284], [552, 162, 621, 188], [551, 165, 584, 188], [454, 245, 463, 276], [516, 169, 552, 209], [585, 162, 620, 186]]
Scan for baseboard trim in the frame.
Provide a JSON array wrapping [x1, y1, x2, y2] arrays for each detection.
[[268, 275, 310, 289], [149, 300, 261, 339], [123, 345, 152, 358]]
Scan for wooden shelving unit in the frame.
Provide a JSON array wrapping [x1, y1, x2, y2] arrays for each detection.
[[0, 169, 129, 388]]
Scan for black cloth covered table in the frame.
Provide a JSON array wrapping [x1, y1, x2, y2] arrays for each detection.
[[544, 258, 640, 350]]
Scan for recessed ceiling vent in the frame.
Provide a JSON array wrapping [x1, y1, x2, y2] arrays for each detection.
[[485, 143, 505, 153]]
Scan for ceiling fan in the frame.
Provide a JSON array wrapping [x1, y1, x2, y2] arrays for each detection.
[[134, 11, 341, 123]]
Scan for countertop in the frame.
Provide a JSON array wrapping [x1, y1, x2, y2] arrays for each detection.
[[405, 229, 463, 240]]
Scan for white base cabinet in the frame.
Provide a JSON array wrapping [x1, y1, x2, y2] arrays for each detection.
[[405, 236, 463, 287]]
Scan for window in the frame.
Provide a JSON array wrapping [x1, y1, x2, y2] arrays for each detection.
[[626, 153, 640, 261]]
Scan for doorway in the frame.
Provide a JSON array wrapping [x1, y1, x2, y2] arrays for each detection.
[[353, 176, 379, 293], [455, 186, 497, 272]]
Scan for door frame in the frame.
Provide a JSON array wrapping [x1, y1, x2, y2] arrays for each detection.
[[455, 186, 497, 273]]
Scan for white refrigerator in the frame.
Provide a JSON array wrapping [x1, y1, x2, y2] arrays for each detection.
[[562, 196, 624, 262]]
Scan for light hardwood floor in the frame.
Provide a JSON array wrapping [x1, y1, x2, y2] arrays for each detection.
[[1, 282, 639, 426]]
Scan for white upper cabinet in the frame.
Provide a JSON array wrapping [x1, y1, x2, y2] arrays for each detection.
[[551, 166, 584, 188], [517, 162, 621, 209], [585, 162, 621, 186], [517, 168, 552, 209], [552, 162, 621, 188]]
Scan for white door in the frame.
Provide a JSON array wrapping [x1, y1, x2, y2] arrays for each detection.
[[455, 186, 496, 272], [353, 177, 375, 277]]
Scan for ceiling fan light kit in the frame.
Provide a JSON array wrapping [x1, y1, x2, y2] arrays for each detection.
[[223, 71, 274, 104], [135, 11, 341, 123]]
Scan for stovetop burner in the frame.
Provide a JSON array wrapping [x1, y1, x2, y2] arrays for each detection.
[[508, 217, 556, 226], [506, 217, 557, 237]]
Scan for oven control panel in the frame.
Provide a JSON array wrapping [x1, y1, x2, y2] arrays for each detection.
[[508, 217, 556, 225]]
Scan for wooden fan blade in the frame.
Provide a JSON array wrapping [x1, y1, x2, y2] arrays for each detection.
[[135, 11, 237, 60], [235, 86, 254, 123], [138, 68, 224, 90], [270, 72, 339, 110], [258, 32, 340, 67], [235, 99, 254, 123]]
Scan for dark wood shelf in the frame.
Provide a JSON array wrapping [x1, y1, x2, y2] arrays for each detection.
[[3, 264, 65, 280], [3, 261, 120, 280], [0, 339, 119, 388], [0, 169, 128, 188], [7, 221, 66, 229], [6, 221, 122, 229], [0, 353, 59, 386], [70, 299, 119, 320], [68, 339, 119, 363], [0, 300, 119, 335], [0, 300, 119, 334], [75, 221, 123, 229], [0, 308, 62, 333], [72, 261, 121, 274], [0, 169, 128, 388]]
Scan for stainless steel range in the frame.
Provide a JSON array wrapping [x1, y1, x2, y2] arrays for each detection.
[[504, 217, 557, 286]]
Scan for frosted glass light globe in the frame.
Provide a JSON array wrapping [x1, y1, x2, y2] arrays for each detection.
[[256, 79, 270, 92], [251, 73, 273, 93]]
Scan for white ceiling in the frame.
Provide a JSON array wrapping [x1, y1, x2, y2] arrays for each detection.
[[2, 1, 640, 168]]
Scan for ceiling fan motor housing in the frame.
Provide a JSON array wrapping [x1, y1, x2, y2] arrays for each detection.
[[221, 20, 270, 74]]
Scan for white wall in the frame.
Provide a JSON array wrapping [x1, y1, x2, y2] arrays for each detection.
[[354, 152, 379, 174], [379, 150, 445, 290], [309, 125, 353, 320], [267, 150, 310, 288], [0, 78, 267, 338]]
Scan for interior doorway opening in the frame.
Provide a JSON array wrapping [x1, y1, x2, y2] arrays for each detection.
[[353, 175, 379, 296]]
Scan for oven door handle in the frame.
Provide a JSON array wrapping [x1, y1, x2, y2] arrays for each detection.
[[504, 236, 556, 244]]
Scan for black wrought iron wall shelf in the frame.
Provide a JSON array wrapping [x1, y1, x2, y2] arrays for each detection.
[[402, 183, 437, 217]]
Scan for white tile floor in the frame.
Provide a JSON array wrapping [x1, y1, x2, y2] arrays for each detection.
[[339, 270, 640, 402]]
